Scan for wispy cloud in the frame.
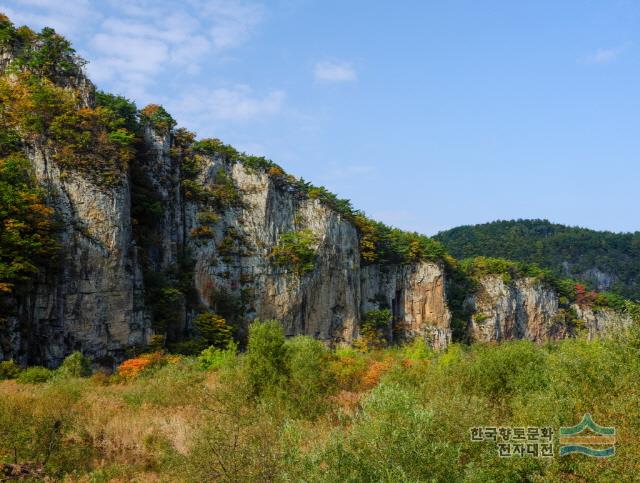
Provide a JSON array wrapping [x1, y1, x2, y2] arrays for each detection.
[[314, 60, 357, 83], [169, 85, 285, 124], [200, 0, 264, 49], [585, 44, 631, 64], [2, 0, 95, 36], [87, 1, 265, 100], [3, 0, 267, 102]]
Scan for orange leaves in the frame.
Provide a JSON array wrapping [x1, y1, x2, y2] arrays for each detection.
[[360, 357, 393, 390], [117, 352, 175, 380], [0, 282, 13, 293], [0, 153, 59, 292]]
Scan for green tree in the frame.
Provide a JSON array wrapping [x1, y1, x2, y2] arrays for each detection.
[[245, 320, 288, 397], [0, 153, 58, 293], [193, 312, 233, 349]]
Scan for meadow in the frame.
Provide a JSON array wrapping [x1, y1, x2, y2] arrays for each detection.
[[1, 321, 639, 482]]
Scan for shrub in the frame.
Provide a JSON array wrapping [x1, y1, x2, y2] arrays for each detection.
[[190, 225, 214, 239], [0, 380, 85, 473], [284, 336, 336, 417], [0, 153, 59, 293], [245, 320, 288, 397], [400, 337, 434, 361], [357, 309, 392, 350], [16, 366, 55, 384], [192, 138, 239, 160], [57, 351, 91, 378], [117, 352, 174, 380], [120, 358, 204, 407], [197, 211, 220, 225], [193, 312, 233, 349], [465, 341, 549, 398], [0, 359, 21, 379], [140, 104, 176, 134], [303, 384, 461, 482], [198, 340, 238, 371], [269, 229, 318, 275], [210, 169, 241, 210]]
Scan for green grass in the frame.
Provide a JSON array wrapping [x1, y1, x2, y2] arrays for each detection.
[[1, 321, 639, 481]]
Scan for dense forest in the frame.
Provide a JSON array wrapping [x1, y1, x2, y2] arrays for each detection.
[[435, 219, 640, 301]]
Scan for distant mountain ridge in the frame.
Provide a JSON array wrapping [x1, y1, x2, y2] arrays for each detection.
[[435, 219, 640, 301]]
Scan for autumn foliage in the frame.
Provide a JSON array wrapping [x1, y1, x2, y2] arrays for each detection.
[[117, 352, 180, 379]]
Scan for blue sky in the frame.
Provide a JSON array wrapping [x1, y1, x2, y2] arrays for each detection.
[[3, 0, 639, 234]]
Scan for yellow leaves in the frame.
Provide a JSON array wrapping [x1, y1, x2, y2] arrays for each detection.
[[1, 71, 130, 186], [0, 153, 58, 292], [0, 282, 13, 293]]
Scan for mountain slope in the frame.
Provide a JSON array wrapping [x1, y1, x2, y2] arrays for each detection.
[[435, 219, 640, 300]]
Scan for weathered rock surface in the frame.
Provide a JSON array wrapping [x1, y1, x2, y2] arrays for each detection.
[[182, 155, 451, 347], [574, 304, 633, 340], [2, 120, 453, 365], [466, 275, 632, 343]]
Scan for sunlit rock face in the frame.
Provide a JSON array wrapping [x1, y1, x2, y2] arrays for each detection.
[[466, 275, 631, 343], [1, 116, 453, 365]]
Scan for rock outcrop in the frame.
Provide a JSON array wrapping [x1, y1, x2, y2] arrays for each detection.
[[466, 276, 632, 343], [142, 135, 452, 348], [2, 117, 453, 365], [0, 62, 150, 366]]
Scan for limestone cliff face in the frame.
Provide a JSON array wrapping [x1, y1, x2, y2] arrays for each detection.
[[2, 134, 150, 367], [1, 124, 450, 366], [361, 263, 451, 349], [140, 138, 452, 347], [466, 276, 631, 343], [574, 304, 633, 340], [0, 67, 150, 366]]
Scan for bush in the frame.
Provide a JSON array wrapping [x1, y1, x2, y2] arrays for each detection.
[[400, 337, 434, 361], [245, 320, 288, 397], [198, 340, 238, 371], [0, 359, 21, 379], [57, 351, 91, 378], [269, 229, 318, 275], [303, 384, 461, 481], [117, 352, 175, 380], [193, 312, 233, 349], [0, 153, 59, 293], [16, 366, 55, 384], [284, 336, 335, 417], [357, 309, 392, 350], [464, 341, 549, 398], [140, 104, 176, 134], [120, 358, 205, 407]]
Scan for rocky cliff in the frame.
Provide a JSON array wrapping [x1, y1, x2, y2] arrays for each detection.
[[466, 275, 633, 343], [1, 94, 453, 365], [0, 16, 635, 367], [141, 128, 452, 349]]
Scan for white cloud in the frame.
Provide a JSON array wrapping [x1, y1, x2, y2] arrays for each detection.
[[198, 0, 265, 49], [586, 44, 630, 64], [5, 0, 284, 130], [81, 1, 264, 100], [170, 85, 285, 124], [3, 0, 95, 36], [314, 60, 357, 83]]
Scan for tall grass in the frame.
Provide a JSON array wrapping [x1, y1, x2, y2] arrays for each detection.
[[1, 322, 639, 481]]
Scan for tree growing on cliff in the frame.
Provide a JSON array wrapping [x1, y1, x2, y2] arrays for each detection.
[[0, 153, 58, 293]]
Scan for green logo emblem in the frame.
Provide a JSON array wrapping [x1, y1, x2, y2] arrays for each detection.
[[559, 414, 616, 457]]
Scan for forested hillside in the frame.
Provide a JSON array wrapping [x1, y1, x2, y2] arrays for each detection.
[[435, 219, 640, 301]]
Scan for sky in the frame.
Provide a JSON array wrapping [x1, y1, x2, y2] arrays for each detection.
[[3, 0, 639, 235]]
